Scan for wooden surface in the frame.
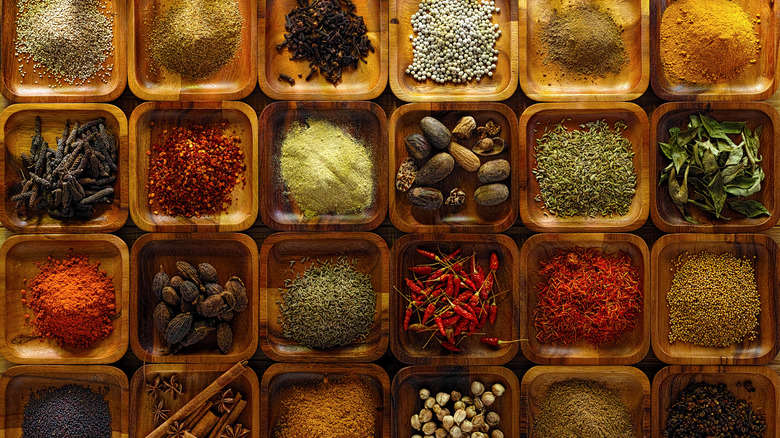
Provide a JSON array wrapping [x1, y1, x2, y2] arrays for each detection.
[[519, 233, 650, 365], [651, 233, 780, 365], [129, 233, 259, 363], [389, 102, 519, 233], [519, 102, 650, 232], [0, 234, 129, 364], [258, 232, 390, 362], [259, 100, 388, 231], [519, 0, 649, 101], [0, 104, 129, 233], [128, 101, 259, 232], [650, 101, 780, 233]]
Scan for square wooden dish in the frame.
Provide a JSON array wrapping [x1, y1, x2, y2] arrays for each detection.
[[519, 0, 649, 101], [259, 0, 387, 100], [519, 233, 650, 365], [389, 103, 519, 233], [129, 101, 258, 232], [259, 101, 388, 231], [651, 234, 779, 365], [130, 364, 260, 438], [652, 365, 780, 438], [521, 365, 650, 437], [130, 233, 259, 363], [0, 104, 129, 233], [650, 102, 780, 233], [260, 363, 390, 438], [392, 365, 519, 438], [128, 0, 256, 100], [258, 232, 389, 362], [0, 0, 126, 102], [519, 102, 650, 232], [0, 234, 129, 364], [650, 0, 779, 100], [0, 365, 129, 437], [389, 0, 518, 101], [390, 233, 520, 365]]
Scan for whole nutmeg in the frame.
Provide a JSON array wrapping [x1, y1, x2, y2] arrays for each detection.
[[435, 392, 450, 406], [419, 408, 433, 423], [465, 405, 477, 419], [422, 421, 437, 435], [453, 408, 466, 424], [420, 116, 451, 150], [419, 388, 431, 400], [472, 414, 485, 428], [461, 419, 474, 433], [450, 391, 462, 402], [491, 430, 504, 438], [486, 411, 500, 427], [405, 133, 432, 160], [449, 426, 463, 438], [471, 381, 485, 397], [491, 383, 505, 397], [442, 415, 454, 430], [453, 400, 466, 411], [435, 428, 448, 438], [481, 391, 496, 407], [424, 397, 436, 409], [411, 414, 422, 430]]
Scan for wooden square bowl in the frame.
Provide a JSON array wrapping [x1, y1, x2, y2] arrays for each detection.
[[130, 363, 260, 438], [259, 101, 388, 231], [258, 232, 389, 362], [390, 233, 520, 365], [519, 102, 650, 232], [652, 365, 780, 438], [650, 0, 779, 100], [261, 363, 390, 438], [389, 103, 519, 233], [521, 365, 650, 437], [650, 102, 780, 233], [0, 234, 129, 364], [392, 365, 520, 438], [519, 0, 649, 101], [0, 104, 129, 233], [519, 233, 650, 365], [130, 233, 259, 363], [651, 234, 779, 365], [0, 365, 129, 437], [129, 101, 258, 232]]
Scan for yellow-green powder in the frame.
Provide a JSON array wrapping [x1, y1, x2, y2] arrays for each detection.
[[280, 120, 374, 216]]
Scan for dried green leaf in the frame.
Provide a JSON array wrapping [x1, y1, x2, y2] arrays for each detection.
[[729, 200, 770, 218]]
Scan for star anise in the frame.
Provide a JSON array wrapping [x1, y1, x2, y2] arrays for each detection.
[[151, 400, 169, 425], [165, 421, 187, 438], [219, 424, 250, 438], [214, 388, 235, 414], [163, 374, 183, 399], [146, 375, 163, 399]]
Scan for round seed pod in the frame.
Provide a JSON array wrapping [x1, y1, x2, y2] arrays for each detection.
[[408, 187, 443, 210], [415, 152, 455, 185], [474, 184, 509, 206], [176, 261, 200, 285], [152, 268, 169, 300], [199, 295, 225, 318], [162, 286, 180, 306], [219, 309, 235, 322], [225, 276, 248, 312], [220, 291, 236, 311], [198, 263, 218, 283], [204, 282, 224, 296], [216, 322, 233, 354], [478, 159, 510, 183], [180, 299, 196, 313], [153, 302, 174, 335], [180, 281, 199, 302], [164, 313, 193, 344], [176, 321, 215, 349], [169, 275, 184, 291]]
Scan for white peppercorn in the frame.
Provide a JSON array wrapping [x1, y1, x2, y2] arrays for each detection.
[[453, 400, 466, 411], [425, 397, 436, 409], [449, 426, 463, 438], [451, 390, 462, 402], [442, 415, 454, 430], [435, 428, 448, 438], [453, 408, 467, 423], [411, 414, 422, 430]]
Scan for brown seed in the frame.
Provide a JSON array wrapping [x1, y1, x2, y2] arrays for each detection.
[[220, 291, 236, 310], [474, 183, 509, 206], [216, 322, 233, 354], [225, 276, 248, 312], [180, 281, 199, 302], [153, 302, 175, 335], [152, 267, 169, 300], [199, 295, 225, 318], [204, 283, 224, 296], [198, 263, 218, 283], [420, 116, 452, 149], [415, 152, 455, 185], [478, 159, 511, 183], [164, 313, 193, 344], [176, 261, 200, 285], [175, 322, 215, 351], [162, 286, 181, 306], [405, 133, 432, 160], [169, 276, 184, 290], [408, 187, 444, 210], [219, 309, 235, 322]]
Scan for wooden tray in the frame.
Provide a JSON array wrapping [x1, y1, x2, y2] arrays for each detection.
[[0, 0, 126, 102], [519, 0, 649, 101], [260, 363, 390, 438], [519, 102, 650, 232], [521, 365, 651, 437], [128, 0, 257, 100], [129, 101, 258, 232], [392, 365, 519, 438], [258, 0, 387, 100], [650, 102, 780, 233], [259, 101, 388, 231], [651, 234, 779, 365], [258, 232, 389, 362], [0, 104, 129, 234], [130, 363, 260, 438], [652, 365, 780, 438], [130, 233, 259, 363], [388, 0, 518, 101], [389, 103, 519, 233], [650, 0, 779, 100], [0, 234, 129, 364], [519, 233, 650, 365], [390, 233, 520, 365]]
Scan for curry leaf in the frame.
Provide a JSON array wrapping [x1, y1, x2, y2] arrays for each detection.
[[729, 200, 770, 218]]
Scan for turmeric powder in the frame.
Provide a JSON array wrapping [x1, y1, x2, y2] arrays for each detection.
[[660, 0, 760, 84]]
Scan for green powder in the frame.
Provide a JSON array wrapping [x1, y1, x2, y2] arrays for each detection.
[[280, 120, 374, 216]]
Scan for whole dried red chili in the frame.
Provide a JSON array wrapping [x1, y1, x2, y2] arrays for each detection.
[[403, 307, 413, 331], [441, 341, 460, 352], [480, 337, 523, 347], [416, 249, 438, 261], [408, 266, 433, 275], [435, 317, 446, 336], [490, 252, 499, 271]]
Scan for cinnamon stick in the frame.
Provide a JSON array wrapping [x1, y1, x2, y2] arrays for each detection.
[[184, 433, 198, 438], [206, 392, 243, 438], [183, 401, 213, 430], [191, 411, 219, 437], [212, 399, 247, 438]]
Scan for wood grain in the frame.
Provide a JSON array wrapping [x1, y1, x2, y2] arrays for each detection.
[[389, 102, 519, 233], [519, 233, 650, 365], [518, 102, 649, 232], [128, 101, 258, 232], [0, 104, 129, 233], [650, 102, 780, 233], [0, 234, 129, 364], [651, 234, 779, 365], [258, 232, 389, 362], [519, 0, 649, 101], [129, 233, 259, 363]]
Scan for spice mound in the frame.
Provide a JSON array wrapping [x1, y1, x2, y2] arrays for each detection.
[[412, 381, 506, 437], [22, 384, 111, 438], [660, 0, 760, 84], [22, 251, 116, 348], [668, 251, 760, 347]]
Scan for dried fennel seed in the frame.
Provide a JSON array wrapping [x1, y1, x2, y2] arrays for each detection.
[[532, 119, 636, 218], [279, 259, 375, 349], [668, 251, 760, 347]]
